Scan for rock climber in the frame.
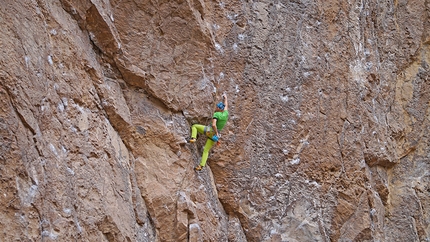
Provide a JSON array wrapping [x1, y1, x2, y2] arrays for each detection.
[[189, 93, 229, 171]]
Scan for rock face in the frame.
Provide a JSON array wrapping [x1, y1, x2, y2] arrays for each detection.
[[0, 0, 429, 241]]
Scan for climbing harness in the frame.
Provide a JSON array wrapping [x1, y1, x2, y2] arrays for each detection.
[[203, 126, 221, 142], [203, 126, 215, 139]]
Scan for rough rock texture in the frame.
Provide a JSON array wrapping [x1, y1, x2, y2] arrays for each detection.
[[0, 0, 429, 241]]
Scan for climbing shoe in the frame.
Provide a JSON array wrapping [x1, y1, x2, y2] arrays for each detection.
[[194, 165, 203, 171], [189, 138, 196, 143]]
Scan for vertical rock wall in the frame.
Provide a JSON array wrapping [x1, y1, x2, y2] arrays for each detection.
[[0, 0, 429, 241]]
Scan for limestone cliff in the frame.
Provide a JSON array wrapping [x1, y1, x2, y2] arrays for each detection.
[[0, 0, 429, 241]]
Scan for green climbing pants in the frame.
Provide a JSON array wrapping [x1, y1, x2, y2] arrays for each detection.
[[191, 124, 216, 167]]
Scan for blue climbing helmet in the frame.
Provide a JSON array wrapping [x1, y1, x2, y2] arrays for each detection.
[[216, 102, 225, 110]]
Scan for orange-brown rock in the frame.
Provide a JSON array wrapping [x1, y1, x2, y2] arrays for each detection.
[[0, 0, 429, 241]]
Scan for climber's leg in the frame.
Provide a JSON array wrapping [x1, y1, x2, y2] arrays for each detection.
[[191, 124, 205, 141], [199, 138, 215, 167]]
